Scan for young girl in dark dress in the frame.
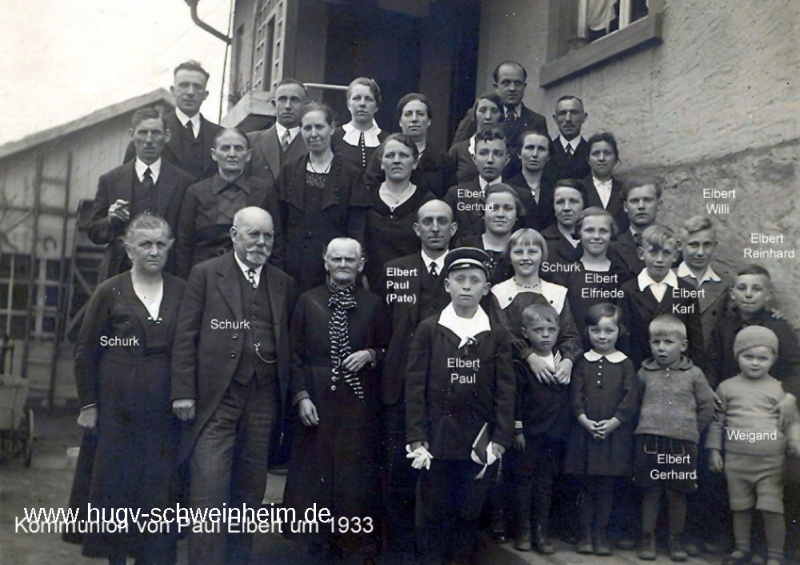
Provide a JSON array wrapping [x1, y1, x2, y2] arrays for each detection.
[[565, 303, 638, 556]]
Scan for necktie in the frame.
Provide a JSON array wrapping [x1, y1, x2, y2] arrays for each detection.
[[358, 132, 366, 170], [246, 268, 258, 289], [505, 107, 518, 134], [186, 121, 195, 139], [633, 231, 643, 248], [429, 262, 438, 277], [566, 143, 574, 156], [280, 129, 291, 152], [142, 168, 154, 212]]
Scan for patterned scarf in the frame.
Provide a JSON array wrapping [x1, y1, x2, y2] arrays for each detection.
[[327, 280, 364, 401]]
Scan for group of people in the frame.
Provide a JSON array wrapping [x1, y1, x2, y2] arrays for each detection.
[[65, 58, 800, 565]]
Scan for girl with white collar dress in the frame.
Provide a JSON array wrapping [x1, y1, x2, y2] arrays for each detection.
[[565, 303, 638, 556]]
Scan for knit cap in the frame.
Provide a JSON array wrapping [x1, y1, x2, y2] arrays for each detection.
[[734, 325, 779, 357]]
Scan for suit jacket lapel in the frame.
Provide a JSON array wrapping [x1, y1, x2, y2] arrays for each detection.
[[286, 133, 308, 162], [609, 178, 624, 211], [407, 255, 425, 327], [634, 285, 660, 316], [699, 279, 727, 313], [263, 264, 286, 344], [200, 116, 216, 176], [119, 162, 136, 204], [155, 163, 180, 218], [616, 232, 640, 271], [260, 127, 282, 180], [217, 254, 245, 321], [165, 112, 186, 167]]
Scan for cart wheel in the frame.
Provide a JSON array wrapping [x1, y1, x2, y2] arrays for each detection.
[[23, 408, 34, 467]]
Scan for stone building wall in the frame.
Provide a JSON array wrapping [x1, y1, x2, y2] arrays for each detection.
[[477, 0, 800, 317]]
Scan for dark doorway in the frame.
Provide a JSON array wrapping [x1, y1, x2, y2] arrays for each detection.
[[322, 0, 481, 148]]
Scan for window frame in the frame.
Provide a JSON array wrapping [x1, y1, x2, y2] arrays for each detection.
[[539, 0, 664, 88], [251, 0, 287, 93]]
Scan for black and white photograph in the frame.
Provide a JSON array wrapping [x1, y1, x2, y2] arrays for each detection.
[[0, 1, 798, 564]]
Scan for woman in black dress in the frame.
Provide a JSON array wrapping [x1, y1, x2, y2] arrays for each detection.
[[506, 130, 556, 230], [278, 102, 372, 292], [581, 132, 629, 234], [540, 179, 587, 278], [71, 213, 183, 565], [284, 237, 388, 561], [331, 77, 388, 172], [365, 133, 435, 294]]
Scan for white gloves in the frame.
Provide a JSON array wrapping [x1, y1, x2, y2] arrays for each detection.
[[406, 444, 434, 470]]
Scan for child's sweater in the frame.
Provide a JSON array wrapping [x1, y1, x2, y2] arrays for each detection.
[[634, 356, 715, 443], [706, 374, 800, 457]]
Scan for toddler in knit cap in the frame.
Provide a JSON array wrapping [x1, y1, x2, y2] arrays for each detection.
[[707, 325, 800, 565]]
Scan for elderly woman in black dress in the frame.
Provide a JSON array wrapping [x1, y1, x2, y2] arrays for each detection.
[[72, 213, 183, 565], [175, 128, 282, 278], [284, 237, 388, 562], [278, 102, 371, 292], [365, 133, 435, 294], [332, 77, 388, 172]]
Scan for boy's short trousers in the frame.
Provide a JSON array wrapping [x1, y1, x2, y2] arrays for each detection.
[[724, 452, 785, 514], [633, 434, 698, 492]]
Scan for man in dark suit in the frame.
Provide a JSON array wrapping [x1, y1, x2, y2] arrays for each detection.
[[365, 92, 455, 198], [611, 178, 662, 282], [171, 206, 296, 565], [451, 61, 548, 174], [86, 107, 195, 280], [247, 78, 309, 185], [380, 199, 456, 561], [550, 95, 591, 181], [124, 61, 222, 179]]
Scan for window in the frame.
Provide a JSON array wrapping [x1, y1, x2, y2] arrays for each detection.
[[0, 253, 61, 341], [251, 0, 287, 93], [579, 0, 649, 43], [540, 0, 663, 87]]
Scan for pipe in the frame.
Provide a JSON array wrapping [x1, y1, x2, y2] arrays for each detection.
[[185, 0, 231, 44]]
